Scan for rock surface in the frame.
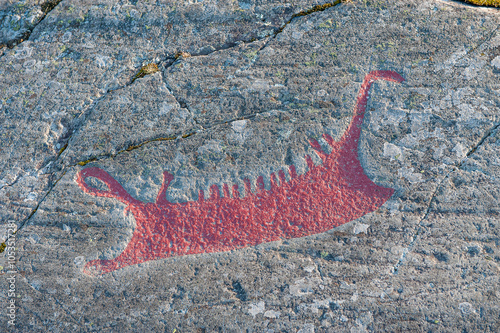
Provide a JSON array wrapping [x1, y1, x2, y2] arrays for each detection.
[[1, 0, 499, 331]]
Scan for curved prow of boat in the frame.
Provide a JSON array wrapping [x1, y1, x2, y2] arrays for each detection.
[[343, 70, 405, 149]]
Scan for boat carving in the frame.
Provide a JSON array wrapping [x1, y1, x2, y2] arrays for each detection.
[[77, 70, 404, 276]]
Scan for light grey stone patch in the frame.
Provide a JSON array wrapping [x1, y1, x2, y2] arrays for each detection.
[[14, 44, 32, 59], [61, 30, 72, 43], [398, 166, 424, 184], [289, 277, 319, 297], [158, 100, 179, 117], [491, 56, 500, 69], [228, 119, 253, 145], [434, 47, 469, 73], [238, 1, 252, 10], [385, 198, 401, 216], [73, 256, 85, 266], [29, 279, 42, 291], [383, 142, 403, 162], [248, 301, 265, 318], [352, 223, 370, 235], [23, 192, 37, 202], [459, 302, 475, 315], [303, 265, 315, 273], [298, 299, 331, 314], [263, 309, 280, 319], [453, 142, 468, 159], [297, 323, 315, 333], [27, 233, 40, 244], [94, 54, 112, 69], [197, 140, 223, 155], [231, 119, 248, 133]]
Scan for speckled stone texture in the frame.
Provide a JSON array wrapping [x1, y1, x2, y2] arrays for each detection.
[[1, 0, 499, 331]]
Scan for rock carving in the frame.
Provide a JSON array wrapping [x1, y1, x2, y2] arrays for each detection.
[[77, 70, 404, 275]]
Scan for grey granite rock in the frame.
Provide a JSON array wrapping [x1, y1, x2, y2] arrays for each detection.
[[1, 0, 500, 331]]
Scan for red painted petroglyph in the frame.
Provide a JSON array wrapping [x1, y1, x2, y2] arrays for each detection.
[[77, 70, 404, 276]]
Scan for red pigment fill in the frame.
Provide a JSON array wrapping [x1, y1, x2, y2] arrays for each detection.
[[77, 70, 404, 276]]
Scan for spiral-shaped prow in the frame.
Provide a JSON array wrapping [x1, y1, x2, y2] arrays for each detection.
[[367, 70, 405, 84], [76, 167, 139, 205]]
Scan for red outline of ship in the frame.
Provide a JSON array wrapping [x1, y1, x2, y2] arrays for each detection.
[[77, 70, 404, 276]]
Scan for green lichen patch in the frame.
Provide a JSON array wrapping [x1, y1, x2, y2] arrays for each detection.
[[41, 0, 63, 14], [132, 63, 159, 83], [77, 157, 98, 166], [462, 0, 500, 7], [275, 1, 342, 35], [58, 143, 68, 156], [293, 1, 342, 19], [175, 51, 191, 59]]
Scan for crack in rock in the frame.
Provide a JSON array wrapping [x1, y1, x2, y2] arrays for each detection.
[[9, 87, 142, 232], [0, 175, 21, 190], [16, 168, 67, 233], [392, 168, 455, 274], [71, 106, 294, 168], [392, 122, 500, 273], [463, 121, 500, 163], [389, 21, 500, 271], [0, 0, 63, 49], [159, 1, 345, 72]]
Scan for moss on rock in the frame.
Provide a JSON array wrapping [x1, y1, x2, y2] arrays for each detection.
[[462, 0, 500, 7]]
